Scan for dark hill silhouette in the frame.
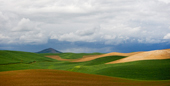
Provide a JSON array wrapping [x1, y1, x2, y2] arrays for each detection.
[[37, 48, 62, 53]]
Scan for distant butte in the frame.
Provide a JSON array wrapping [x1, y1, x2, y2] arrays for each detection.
[[37, 48, 62, 53]]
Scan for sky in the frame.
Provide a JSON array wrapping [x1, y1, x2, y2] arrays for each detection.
[[0, 0, 170, 53]]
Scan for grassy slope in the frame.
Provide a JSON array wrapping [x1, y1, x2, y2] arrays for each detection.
[[75, 59, 170, 80], [0, 50, 170, 80], [0, 50, 56, 64], [97, 60, 170, 80], [54, 56, 170, 80], [40, 52, 103, 59]]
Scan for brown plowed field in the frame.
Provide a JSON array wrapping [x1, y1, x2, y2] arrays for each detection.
[[0, 69, 169, 86], [107, 49, 170, 64]]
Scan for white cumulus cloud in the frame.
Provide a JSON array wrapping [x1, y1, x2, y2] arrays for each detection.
[[163, 33, 170, 39]]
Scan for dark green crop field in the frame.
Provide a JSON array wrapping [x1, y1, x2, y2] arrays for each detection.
[[0, 50, 56, 65]]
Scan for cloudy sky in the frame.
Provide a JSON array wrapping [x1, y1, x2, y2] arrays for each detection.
[[0, 0, 170, 53]]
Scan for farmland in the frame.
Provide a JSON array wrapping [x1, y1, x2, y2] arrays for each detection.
[[0, 50, 170, 85]]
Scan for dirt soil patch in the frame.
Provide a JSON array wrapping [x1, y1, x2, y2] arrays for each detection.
[[107, 49, 170, 64], [0, 69, 169, 86]]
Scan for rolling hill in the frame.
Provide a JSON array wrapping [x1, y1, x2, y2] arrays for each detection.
[[0, 49, 170, 82], [0, 50, 55, 65], [1, 69, 169, 86], [37, 48, 62, 53], [107, 49, 170, 64]]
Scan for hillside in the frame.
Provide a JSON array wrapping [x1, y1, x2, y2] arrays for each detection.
[[37, 48, 62, 53], [45, 52, 141, 62], [0, 49, 170, 80], [0, 50, 55, 65], [107, 49, 170, 64], [1, 69, 170, 86]]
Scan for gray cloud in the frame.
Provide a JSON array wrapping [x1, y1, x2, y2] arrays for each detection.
[[61, 47, 112, 53], [0, 0, 170, 45], [50, 28, 99, 42], [12, 18, 35, 32]]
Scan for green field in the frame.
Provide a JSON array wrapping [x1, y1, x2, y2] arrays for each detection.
[[0, 50, 170, 80], [41, 52, 103, 59], [0, 50, 56, 65]]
